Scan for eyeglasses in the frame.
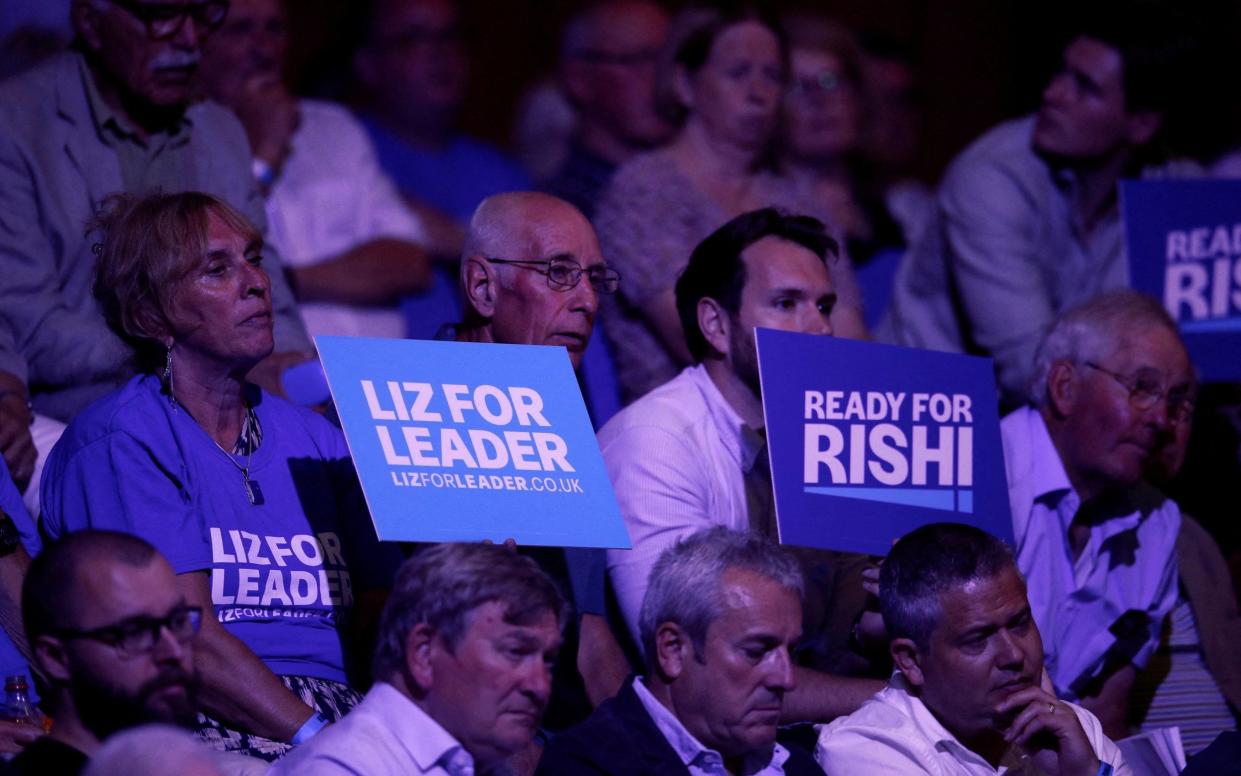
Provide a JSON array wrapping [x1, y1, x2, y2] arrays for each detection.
[[787, 70, 851, 100], [485, 255, 621, 294], [54, 605, 202, 657], [1083, 361, 1196, 424], [108, 0, 229, 41]]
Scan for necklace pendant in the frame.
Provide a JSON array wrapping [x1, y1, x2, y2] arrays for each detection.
[[243, 477, 265, 506]]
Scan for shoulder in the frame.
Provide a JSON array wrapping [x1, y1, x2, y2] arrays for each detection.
[[598, 370, 709, 451], [0, 50, 73, 122], [448, 136, 530, 183], [253, 389, 347, 455], [539, 684, 670, 774], [941, 116, 1049, 202], [602, 150, 682, 200], [54, 375, 168, 454], [815, 685, 931, 768], [295, 100, 372, 146]]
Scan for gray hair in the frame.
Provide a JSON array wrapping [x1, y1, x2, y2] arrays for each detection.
[[372, 543, 568, 681], [880, 522, 1015, 650], [83, 725, 225, 776], [638, 527, 804, 664], [1028, 289, 1180, 407]]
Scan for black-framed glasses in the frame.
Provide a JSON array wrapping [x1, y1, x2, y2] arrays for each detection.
[[54, 605, 202, 657], [485, 255, 621, 294], [108, 0, 229, 41], [1083, 361, 1196, 424]]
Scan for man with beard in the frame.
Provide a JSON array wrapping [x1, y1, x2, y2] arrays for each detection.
[[600, 208, 883, 722], [817, 523, 1127, 774], [880, 5, 1195, 409], [13, 531, 200, 775], [0, 0, 311, 514]]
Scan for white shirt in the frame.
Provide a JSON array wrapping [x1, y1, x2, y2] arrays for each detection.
[[599, 365, 763, 642], [815, 674, 1130, 775], [1001, 407, 1180, 699], [268, 682, 476, 776], [632, 677, 792, 776], [266, 100, 425, 340]]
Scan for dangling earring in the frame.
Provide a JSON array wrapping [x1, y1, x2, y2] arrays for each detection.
[[162, 343, 174, 395]]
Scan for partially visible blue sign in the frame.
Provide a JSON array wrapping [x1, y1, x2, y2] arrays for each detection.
[[1123, 179, 1241, 381], [318, 336, 631, 548], [756, 329, 1012, 556]]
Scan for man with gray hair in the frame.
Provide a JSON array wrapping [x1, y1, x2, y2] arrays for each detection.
[[537, 527, 822, 775], [817, 523, 1127, 774], [442, 190, 631, 728], [1002, 289, 1192, 738], [270, 543, 566, 776]]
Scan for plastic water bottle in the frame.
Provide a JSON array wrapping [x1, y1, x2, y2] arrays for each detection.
[[2, 674, 36, 725]]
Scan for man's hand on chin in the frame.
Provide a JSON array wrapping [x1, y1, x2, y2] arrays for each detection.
[[996, 686, 1101, 776]]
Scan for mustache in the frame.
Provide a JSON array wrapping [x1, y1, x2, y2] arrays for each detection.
[[140, 666, 196, 698], [148, 50, 201, 70]]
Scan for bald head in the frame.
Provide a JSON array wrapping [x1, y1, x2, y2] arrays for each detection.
[[459, 192, 606, 369]]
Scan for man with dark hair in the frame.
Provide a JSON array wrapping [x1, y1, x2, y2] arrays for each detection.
[[881, 3, 1197, 408], [538, 527, 822, 776], [15, 530, 201, 776], [600, 207, 882, 721], [817, 523, 1127, 775], [543, 0, 672, 219], [0, 0, 311, 513], [270, 543, 565, 776]]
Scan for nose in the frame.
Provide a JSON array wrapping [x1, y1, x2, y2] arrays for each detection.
[[150, 623, 189, 664], [766, 646, 797, 694], [1042, 71, 1071, 108], [571, 275, 599, 319], [993, 629, 1025, 672], [1144, 397, 1173, 434], [241, 262, 270, 297], [172, 14, 208, 50], [802, 306, 833, 336], [521, 658, 554, 707]]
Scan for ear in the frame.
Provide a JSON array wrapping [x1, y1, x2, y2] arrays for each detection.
[[402, 623, 437, 694], [697, 297, 731, 359], [33, 635, 72, 684], [653, 621, 692, 681], [1125, 110, 1162, 148], [461, 256, 499, 320], [72, 1, 104, 52], [889, 637, 926, 689], [1045, 360, 1078, 418]]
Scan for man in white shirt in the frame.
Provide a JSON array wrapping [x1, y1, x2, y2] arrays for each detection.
[[817, 522, 1128, 776], [600, 207, 883, 720], [198, 0, 432, 340], [1003, 290, 1192, 738], [538, 528, 823, 775], [270, 543, 566, 776]]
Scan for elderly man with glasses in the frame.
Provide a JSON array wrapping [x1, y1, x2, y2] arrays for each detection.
[[435, 191, 632, 739], [15, 530, 206, 775], [1002, 289, 1196, 741], [0, 0, 311, 517]]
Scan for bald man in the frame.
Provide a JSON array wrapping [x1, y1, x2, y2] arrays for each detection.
[[453, 191, 618, 370], [440, 192, 630, 737]]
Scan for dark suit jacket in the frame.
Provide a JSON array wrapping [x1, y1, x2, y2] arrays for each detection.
[[536, 677, 824, 775]]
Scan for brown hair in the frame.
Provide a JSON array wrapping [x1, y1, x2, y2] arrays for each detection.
[[91, 191, 261, 372]]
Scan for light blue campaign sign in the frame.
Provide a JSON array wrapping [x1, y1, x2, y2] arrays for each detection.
[[318, 336, 631, 548], [756, 329, 1012, 556], [1122, 179, 1241, 381]]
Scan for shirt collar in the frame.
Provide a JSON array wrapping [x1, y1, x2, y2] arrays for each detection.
[[632, 677, 788, 774], [1023, 408, 1075, 509], [687, 365, 766, 474], [887, 673, 1018, 772], [370, 682, 475, 776], [78, 53, 191, 147]]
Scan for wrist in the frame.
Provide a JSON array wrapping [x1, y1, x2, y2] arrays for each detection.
[[290, 711, 328, 745]]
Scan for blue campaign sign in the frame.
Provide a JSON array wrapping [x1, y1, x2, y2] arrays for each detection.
[[756, 329, 1012, 556], [1122, 179, 1241, 381], [317, 336, 631, 548]]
